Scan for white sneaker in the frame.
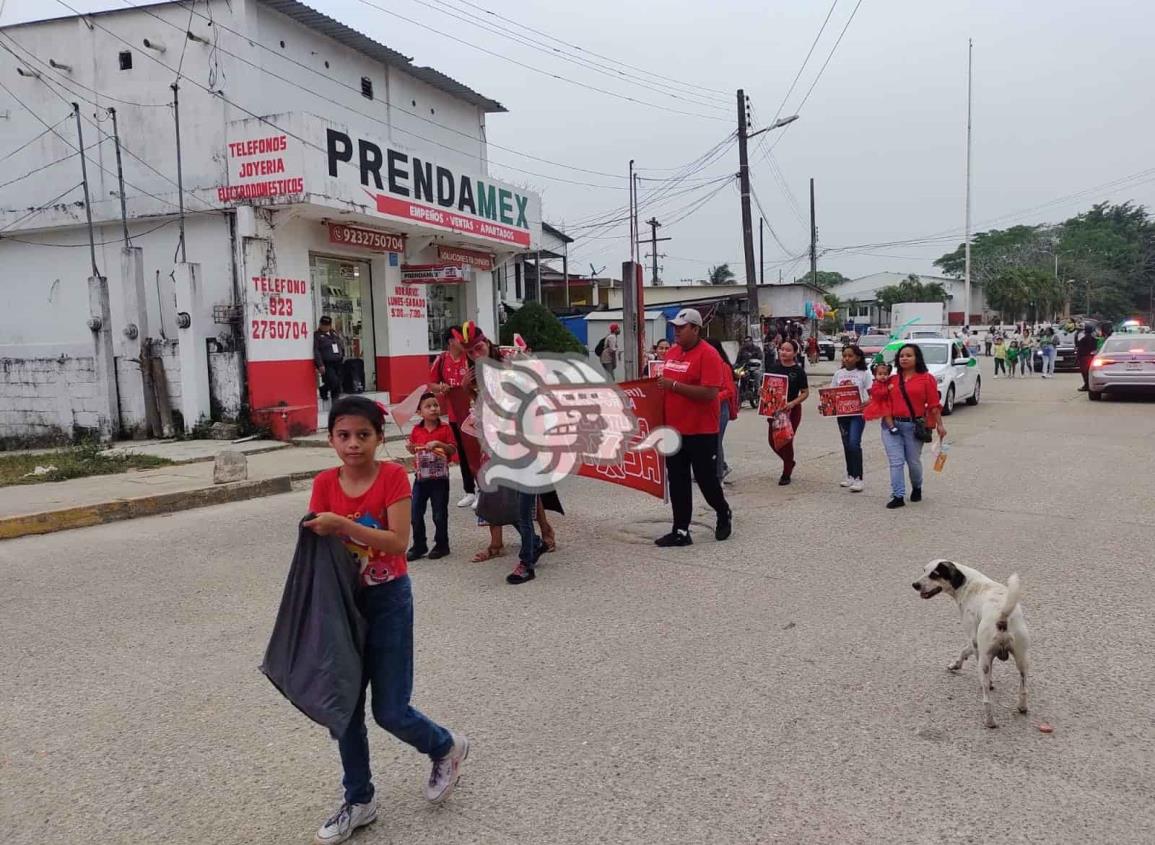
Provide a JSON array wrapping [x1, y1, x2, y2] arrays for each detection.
[[456, 493, 476, 508], [850, 478, 864, 492], [314, 799, 377, 845], [425, 732, 469, 803], [839, 476, 853, 488]]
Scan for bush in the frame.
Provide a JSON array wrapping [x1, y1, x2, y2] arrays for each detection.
[[499, 301, 586, 354]]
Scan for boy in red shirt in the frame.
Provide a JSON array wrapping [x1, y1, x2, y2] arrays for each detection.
[[406, 392, 456, 561], [305, 397, 468, 845]]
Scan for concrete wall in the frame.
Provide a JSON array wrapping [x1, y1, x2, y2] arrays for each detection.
[[0, 344, 99, 445]]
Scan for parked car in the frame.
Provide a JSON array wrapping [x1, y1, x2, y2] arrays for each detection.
[[1032, 331, 1080, 372], [817, 335, 836, 361], [859, 334, 891, 359], [1088, 333, 1155, 400], [882, 338, 981, 416]]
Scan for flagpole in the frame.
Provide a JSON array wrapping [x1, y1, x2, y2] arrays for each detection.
[[963, 38, 973, 329]]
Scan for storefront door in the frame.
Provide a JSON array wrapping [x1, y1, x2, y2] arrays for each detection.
[[427, 283, 467, 352], [310, 255, 375, 392]]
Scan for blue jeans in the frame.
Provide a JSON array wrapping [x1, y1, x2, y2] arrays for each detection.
[[517, 491, 541, 568], [881, 420, 924, 499], [716, 406, 731, 478], [410, 478, 449, 552], [338, 576, 452, 804], [837, 414, 865, 479]]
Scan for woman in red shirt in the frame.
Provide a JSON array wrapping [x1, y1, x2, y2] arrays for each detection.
[[882, 344, 947, 509]]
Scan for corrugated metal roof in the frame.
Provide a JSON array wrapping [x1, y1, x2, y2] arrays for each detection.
[[261, 0, 506, 113]]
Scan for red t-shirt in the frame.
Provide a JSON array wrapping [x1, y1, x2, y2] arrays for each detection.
[[409, 421, 457, 463], [430, 352, 470, 422], [308, 463, 411, 586], [662, 340, 725, 435], [887, 372, 942, 421]]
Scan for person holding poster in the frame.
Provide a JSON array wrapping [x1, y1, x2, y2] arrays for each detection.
[[829, 345, 872, 493], [429, 328, 477, 508], [765, 339, 809, 485], [705, 338, 739, 482], [654, 309, 732, 547]]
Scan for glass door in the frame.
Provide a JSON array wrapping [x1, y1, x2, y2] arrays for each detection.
[[310, 255, 374, 392], [427, 283, 466, 352]]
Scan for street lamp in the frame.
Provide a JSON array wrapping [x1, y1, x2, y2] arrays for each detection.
[[748, 114, 800, 140]]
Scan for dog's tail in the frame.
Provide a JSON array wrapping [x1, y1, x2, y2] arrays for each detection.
[[998, 573, 1022, 626]]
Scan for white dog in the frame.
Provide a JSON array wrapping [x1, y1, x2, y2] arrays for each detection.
[[912, 559, 1030, 728]]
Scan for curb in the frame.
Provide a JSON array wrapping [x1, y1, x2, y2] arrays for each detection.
[[0, 456, 417, 541]]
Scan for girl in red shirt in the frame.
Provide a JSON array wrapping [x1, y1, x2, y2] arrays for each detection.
[[881, 344, 947, 510], [305, 397, 468, 843]]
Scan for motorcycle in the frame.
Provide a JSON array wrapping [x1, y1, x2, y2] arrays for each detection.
[[735, 357, 763, 409]]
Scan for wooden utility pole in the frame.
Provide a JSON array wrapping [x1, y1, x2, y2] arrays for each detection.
[[640, 217, 671, 286], [737, 89, 758, 328], [809, 177, 817, 287], [759, 217, 765, 285]]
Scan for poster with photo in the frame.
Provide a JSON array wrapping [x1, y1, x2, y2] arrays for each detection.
[[817, 385, 865, 417], [758, 373, 790, 416], [645, 360, 666, 379]]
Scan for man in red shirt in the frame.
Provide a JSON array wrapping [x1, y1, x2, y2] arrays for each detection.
[[429, 328, 477, 508], [655, 308, 733, 547]]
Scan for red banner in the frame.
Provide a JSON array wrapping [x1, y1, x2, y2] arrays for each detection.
[[437, 245, 495, 271], [368, 192, 531, 247], [577, 378, 666, 499]]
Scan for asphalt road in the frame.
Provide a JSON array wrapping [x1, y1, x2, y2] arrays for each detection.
[[2, 361, 1153, 845]]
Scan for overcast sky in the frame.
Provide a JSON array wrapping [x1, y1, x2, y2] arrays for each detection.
[[4, 0, 1154, 284]]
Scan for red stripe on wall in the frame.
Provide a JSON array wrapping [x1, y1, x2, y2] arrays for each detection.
[[247, 359, 317, 439], [376, 354, 432, 398]]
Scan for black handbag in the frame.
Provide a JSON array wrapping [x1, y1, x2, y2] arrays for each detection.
[[898, 375, 935, 443], [475, 485, 521, 526]]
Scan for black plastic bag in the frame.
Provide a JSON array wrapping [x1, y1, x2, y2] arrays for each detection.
[[475, 485, 520, 526], [261, 516, 366, 737]]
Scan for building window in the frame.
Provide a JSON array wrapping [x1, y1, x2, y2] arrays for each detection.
[[361, 77, 373, 99], [118, 51, 133, 70]]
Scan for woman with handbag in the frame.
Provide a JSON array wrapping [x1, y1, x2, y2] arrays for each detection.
[[765, 339, 809, 485], [882, 343, 946, 510]]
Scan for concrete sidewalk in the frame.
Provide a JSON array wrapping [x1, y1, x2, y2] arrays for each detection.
[[0, 441, 412, 540]]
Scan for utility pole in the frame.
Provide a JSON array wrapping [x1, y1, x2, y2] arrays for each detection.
[[809, 177, 818, 286], [759, 217, 765, 285], [963, 39, 974, 330], [171, 82, 187, 263], [107, 108, 131, 248], [737, 89, 758, 329], [639, 217, 671, 286], [73, 103, 100, 280]]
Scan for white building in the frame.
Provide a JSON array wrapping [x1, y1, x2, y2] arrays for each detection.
[[0, 0, 541, 443], [829, 272, 986, 330]]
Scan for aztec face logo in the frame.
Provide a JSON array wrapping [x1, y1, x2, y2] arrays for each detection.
[[475, 354, 681, 494]]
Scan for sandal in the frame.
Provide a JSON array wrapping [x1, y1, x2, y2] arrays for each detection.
[[471, 545, 505, 563], [541, 535, 557, 553]]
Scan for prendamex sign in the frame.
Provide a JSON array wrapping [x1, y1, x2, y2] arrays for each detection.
[[326, 129, 538, 249]]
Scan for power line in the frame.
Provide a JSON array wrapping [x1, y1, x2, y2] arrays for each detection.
[[0, 114, 70, 164], [437, 0, 729, 97], [0, 215, 178, 246], [749, 178, 801, 255], [0, 134, 104, 191], [346, 0, 731, 123], [0, 182, 83, 234], [407, 0, 729, 112]]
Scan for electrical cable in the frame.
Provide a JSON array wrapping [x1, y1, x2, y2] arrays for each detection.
[[0, 114, 70, 164], [346, 0, 731, 123], [749, 178, 802, 256], [0, 182, 82, 233], [0, 134, 104, 191]]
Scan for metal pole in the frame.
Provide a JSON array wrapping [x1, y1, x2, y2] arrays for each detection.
[[963, 39, 973, 329], [72, 103, 100, 280], [809, 177, 817, 284], [737, 89, 759, 325], [171, 82, 187, 263], [563, 236, 570, 308], [759, 216, 765, 285], [108, 108, 131, 247]]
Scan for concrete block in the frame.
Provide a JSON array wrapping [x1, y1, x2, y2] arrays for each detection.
[[210, 421, 240, 440], [74, 412, 101, 429], [213, 450, 248, 484]]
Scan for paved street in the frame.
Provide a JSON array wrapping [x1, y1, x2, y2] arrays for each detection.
[[2, 360, 1153, 844]]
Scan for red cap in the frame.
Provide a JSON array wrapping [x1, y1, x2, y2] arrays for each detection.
[[609, 322, 619, 332]]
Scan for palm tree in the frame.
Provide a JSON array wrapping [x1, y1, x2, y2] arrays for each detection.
[[708, 263, 736, 285]]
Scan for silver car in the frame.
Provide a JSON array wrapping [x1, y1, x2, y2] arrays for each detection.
[[1088, 333, 1155, 400]]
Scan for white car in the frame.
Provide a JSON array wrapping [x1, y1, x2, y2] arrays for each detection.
[[883, 338, 981, 415]]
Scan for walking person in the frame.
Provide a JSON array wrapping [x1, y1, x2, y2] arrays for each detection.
[[1020, 335, 1035, 376], [705, 338, 738, 483], [305, 397, 468, 845], [1039, 327, 1057, 378], [766, 338, 810, 486], [985, 332, 994, 357], [405, 392, 455, 562], [1005, 340, 1019, 379], [993, 335, 1007, 378], [429, 328, 477, 508], [597, 322, 621, 378], [830, 344, 872, 493], [1076, 323, 1098, 392], [314, 316, 345, 404], [654, 308, 732, 547], [881, 344, 946, 510]]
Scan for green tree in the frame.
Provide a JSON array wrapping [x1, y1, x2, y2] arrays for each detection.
[[708, 263, 736, 285], [875, 275, 949, 311], [798, 270, 849, 288], [499, 301, 586, 354]]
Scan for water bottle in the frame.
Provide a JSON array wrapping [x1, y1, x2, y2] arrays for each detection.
[[933, 440, 950, 473]]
